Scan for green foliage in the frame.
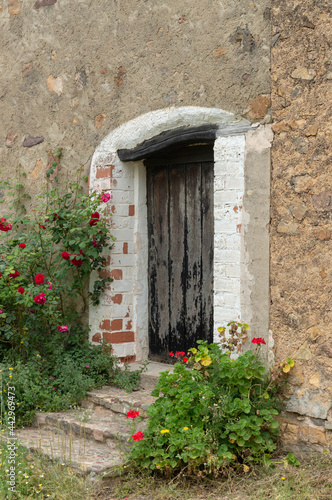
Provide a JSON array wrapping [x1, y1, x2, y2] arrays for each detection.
[[0, 335, 118, 427], [128, 340, 284, 476]]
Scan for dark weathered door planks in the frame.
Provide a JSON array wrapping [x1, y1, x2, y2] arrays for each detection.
[[146, 146, 214, 360]]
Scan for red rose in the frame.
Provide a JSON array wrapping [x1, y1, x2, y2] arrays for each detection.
[[72, 250, 84, 266], [132, 431, 144, 442], [0, 218, 12, 232], [89, 212, 100, 226], [58, 325, 68, 332], [18, 243, 26, 249], [9, 270, 20, 278], [33, 293, 46, 305], [18, 286, 25, 294], [251, 338, 266, 346], [61, 251, 71, 260], [127, 411, 139, 419], [35, 274, 45, 285], [100, 193, 111, 202]]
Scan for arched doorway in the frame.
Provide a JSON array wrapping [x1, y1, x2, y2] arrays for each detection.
[[88, 107, 271, 364]]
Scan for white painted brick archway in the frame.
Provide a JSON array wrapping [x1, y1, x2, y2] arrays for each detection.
[[89, 107, 272, 363]]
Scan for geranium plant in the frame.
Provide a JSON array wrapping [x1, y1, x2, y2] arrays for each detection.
[[128, 327, 295, 477]]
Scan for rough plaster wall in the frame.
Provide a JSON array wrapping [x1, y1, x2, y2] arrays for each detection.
[[271, 0, 332, 452], [0, 0, 270, 201], [242, 125, 272, 363]]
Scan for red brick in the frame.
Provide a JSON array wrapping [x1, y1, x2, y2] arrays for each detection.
[[123, 242, 128, 254], [103, 331, 135, 343], [110, 269, 122, 280], [96, 165, 114, 179], [111, 294, 123, 304], [100, 319, 111, 330], [125, 320, 132, 330], [111, 319, 123, 331], [99, 269, 111, 280], [128, 205, 135, 216], [92, 332, 102, 342]]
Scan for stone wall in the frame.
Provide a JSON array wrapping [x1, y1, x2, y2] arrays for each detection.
[[0, 0, 271, 203], [271, 0, 332, 453]]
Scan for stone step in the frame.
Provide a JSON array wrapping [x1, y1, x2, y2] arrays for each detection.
[[34, 405, 147, 444], [14, 427, 126, 475], [124, 360, 174, 392], [83, 386, 157, 417]]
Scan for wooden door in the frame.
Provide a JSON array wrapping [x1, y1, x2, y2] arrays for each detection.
[[146, 145, 214, 361]]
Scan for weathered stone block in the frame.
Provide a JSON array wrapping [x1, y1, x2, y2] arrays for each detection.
[[286, 389, 332, 420], [298, 425, 327, 446]]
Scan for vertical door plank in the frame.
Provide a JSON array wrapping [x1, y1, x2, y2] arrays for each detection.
[[201, 161, 214, 342], [185, 163, 203, 350], [169, 164, 186, 352], [147, 166, 170, 357]]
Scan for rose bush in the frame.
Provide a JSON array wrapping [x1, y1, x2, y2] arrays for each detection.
[[0, 172, 114, 360]]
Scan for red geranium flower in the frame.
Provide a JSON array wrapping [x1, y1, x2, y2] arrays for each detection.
[[169, 352, 174, 357], [175, 351, 185, 357], [132, 431, 144, 442], [18, 243, 26, 249], [127, 410, 139, 419], [35, 274, 45, 285], [251, 338, 266, 346], [183, 357, 188, 363], [61, 251, 71, 260], [9, 270, 20, 278], [18, 286, 25, 294], [33, 293, 46, 305]]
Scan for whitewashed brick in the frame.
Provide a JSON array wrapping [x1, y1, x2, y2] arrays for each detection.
[[112, 204, 131, 216], [93, 178, 111, 191], [214, 190, 243, 204], [214, 277, 240, 294], [214, 220, 239, 234], [111, 191, 132, 204], [224, 177, 245, 190], [110, 280, 134, 293], [111, 241, 134, 254], [215, 249, 241, 264], [110, 254, 135, 267], [112, 343, 136, 357], [122, 267, 134, 280], [111, 229, 135, 241], [112, 177, 135, 191]]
